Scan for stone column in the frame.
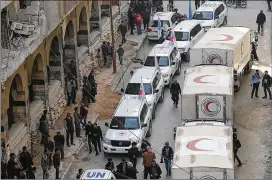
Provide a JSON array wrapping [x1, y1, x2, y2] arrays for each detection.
[[59, 36, 66, 90]]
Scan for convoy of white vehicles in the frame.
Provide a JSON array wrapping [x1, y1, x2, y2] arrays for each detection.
[[101, 2, 254, 178], [190, 26, 253, 91]]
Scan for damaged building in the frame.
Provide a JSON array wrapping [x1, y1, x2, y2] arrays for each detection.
[[0, 0, 128, 160]]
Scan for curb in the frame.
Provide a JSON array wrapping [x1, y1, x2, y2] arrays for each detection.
[[61, 115, 99, 179], [110, 34, 147, 92]]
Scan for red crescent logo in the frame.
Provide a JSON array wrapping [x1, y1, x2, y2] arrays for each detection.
[[205, 102, 214, 112], [186, 138, 214, 151], [119, 132, 125, 136], [193, 75, 215, 84], [213, 34, 234, 41]]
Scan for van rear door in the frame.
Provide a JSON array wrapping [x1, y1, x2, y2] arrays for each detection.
[[201, 48, 229, 66]]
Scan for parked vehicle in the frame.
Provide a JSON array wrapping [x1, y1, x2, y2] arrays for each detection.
[[190, 27, 253, 91], [181, 65, 234, 126], [172, 123, 234, 179]]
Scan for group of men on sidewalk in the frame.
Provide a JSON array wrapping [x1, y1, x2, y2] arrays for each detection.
[[251, 70, 272, 100]]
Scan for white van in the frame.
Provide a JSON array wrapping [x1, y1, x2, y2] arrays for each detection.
[[162, 20, 205, 62], [192, 1, 228, 30], [80, 169, 116, 179]]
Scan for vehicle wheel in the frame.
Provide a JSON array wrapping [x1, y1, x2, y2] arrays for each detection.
[[223, 17, 227, 26], [152, 105, 156, 119], [158, 90, 164, 103], [146, 121, 152, 137], [175, 62, 181, 75], [226, 0, 233, 7]]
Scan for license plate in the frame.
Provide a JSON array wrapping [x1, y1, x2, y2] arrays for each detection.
[[117, 149, 126, 152]]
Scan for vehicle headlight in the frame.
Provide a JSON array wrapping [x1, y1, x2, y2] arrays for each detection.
[[103, 137, 111, 145], [163, 74, 168, 78]]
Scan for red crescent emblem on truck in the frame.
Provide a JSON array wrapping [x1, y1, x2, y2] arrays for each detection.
[[212, 34, 234, 41], [193, 75, 215, 84], [186, 138, 214, 151], [201, 98, 221, 117]]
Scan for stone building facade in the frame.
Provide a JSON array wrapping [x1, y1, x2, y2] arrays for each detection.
[[0, 0, 128, 159]]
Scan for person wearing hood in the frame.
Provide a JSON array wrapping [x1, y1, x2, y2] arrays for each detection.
[[126, 162, 137, 179], [143, 146, 156, 179], [256, 10, 266, 35], [128, 142, 140, 168], [160, 141, 174, 176]]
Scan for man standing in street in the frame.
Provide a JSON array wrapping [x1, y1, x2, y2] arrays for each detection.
[[143, 9, 150, 31], [128, 8, 135, 35], [64, 112, 75, 147], [128, 142, 140, 168], [119, 21, 128, 43], [251, 70, 261, 98], [41, 150, 49, 179], [233, 134, 242, 167], [7, 153, 16, 179], [102, 41, 108, 67], [143, 146, 156, 179], [44, 136, 55, 169], [53, 148, 61, 179], [54, 132, 65, 160], [160, 142, 174, 176], [66, 79, 72, 106], [73, 107, 82, 138], [262, 70, 272, 100], [91, 123, 103, 156], [117, 45, 125, 65], [134, 12, 142, 35], [256, 10, 266, 35], [80, 103, 88, 128], [19, 146, 34, 178], [85, 121, 93, 154], [267, 0, 271, 11]]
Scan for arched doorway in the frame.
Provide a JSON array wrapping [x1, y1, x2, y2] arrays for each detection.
[[7, 74, 26, 129], [63, 21, 77, 82], [77, 7, 89, 46], [29, 54, 45, 103], [48, 36, 62, 82]]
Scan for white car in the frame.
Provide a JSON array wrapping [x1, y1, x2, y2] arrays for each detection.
[[143, 44, 181, 86], [162, 20, 205, 62], [103, 96, 152, 154], [147, 12, 177, 41], [192, 1, 228, 30], [122, 67, 164, 119]]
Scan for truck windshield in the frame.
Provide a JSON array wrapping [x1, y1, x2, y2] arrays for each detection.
[[193, 11, 213, 20], [125, 83, 152, 95], [144, 56, 169, 67], [110, 117, 140, 130], [166, 31, 189, 41]]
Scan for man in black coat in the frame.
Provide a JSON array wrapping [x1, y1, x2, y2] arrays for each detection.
[[118, 21, 128, 43], [19, 146, 34, 178], [7, 153, 16, 178], [101, 42, 108, 66], [44, 136, 55, 169], [91, 123, 103, 156], [262, 70, 272, 99], [128, 142, 140, 168], [53, 148, 61, 179], [39, 110, 49, 145], [160, 142, 174, 176], [54, 132, 65, 160], [85, 121, 94, 153], [256, 10, 266, 34], [126, 162, 137, 179]]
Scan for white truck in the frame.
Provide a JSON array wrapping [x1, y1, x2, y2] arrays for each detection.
[[181, 65, 233, 126], [190, 27, 253, 92], [172, 123, 234, 179]]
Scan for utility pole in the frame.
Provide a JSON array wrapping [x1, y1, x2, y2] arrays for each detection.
[[110, 0, 117, 73]]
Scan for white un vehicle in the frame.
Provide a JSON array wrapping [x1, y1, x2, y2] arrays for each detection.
[[122, 67, 164, 119], [103, 96, 152, 154], [192, 1, 228, 30], [143, 44, 181, 86], [162, 20, 205, 62], [80, 169, 116, 179]]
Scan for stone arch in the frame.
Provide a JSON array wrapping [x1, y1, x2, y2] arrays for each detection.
[[63, 21, 77, 82], [29, 54, 45, 103], [7, 74, 26, 129], [77, 7, 89, 46], [48, 36, 62, 81]]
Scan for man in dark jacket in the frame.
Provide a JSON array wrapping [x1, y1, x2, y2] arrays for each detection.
[[267, 0, 271, 11], [76, 168, 84, 179], [80, 103, 88, 128], [150, 160, 162, 179], [170, 80, 181, 107], [28, 166, 36, 179], [44, 136, 55, 169], [128, 142, 140, 168], [233, 134, 242, 167], [262, 70, 272, 99], [101, 42, 108, 66], [256, 10, 266, 35], [7, 153, 16, 178], [19, 146, 34, 178], [119, 21, 128, 43], [64, 112, 75, 147], [128, 8, 135, 35], [160, 141, 174, 176], [54, 132, 65, 160], [114, 164, 127, 179], [142, 9, 150, 31], [126, 162, 137, 179], [91, 123, 103, 156], [39, 110, 49, 145], [74, 107, 82, 138], [85, 121, 93, 153], [105, 158, 115, 171], [53, 148, 61, 179]]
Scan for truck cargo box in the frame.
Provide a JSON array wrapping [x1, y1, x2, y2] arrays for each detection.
[[172, 125, 234, 179], [181, 65, 233, 125], [190, 27, 251, 72]]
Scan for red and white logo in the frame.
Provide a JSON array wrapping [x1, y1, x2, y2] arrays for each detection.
[[193, 75, 215, 84], [206, 54, 223, 64], [186, 138, 214, 152], [119, 132, 126, 136], [212, 34, 234, 41], [201, 98, 221, 117]]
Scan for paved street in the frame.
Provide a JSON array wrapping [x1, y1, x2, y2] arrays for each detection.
[[65, 1, 272, 179]]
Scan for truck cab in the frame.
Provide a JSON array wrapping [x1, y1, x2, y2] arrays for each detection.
[[172, 124, 234, 179]]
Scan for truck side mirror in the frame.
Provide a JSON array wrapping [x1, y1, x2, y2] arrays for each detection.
[[121, 88, 124, 93], [105, 122, 109, 127]]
